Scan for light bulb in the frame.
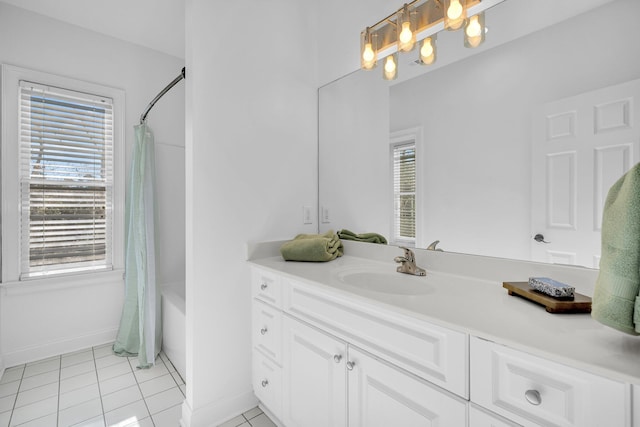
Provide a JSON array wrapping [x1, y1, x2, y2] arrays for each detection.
[[447, 0, 463, 20], [399, 22, 413, 44], [420, 38, 436, 65], [384, 56, 396, 73], [421, 39, 433, 58], [383, 56, 397, 80], [466, 16, 482, 38], [362, 43, 376, 64]]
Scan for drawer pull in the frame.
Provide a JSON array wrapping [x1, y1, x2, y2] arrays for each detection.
[[525, 389, 542, 406], [260, 327, 268, 335], [346, 361, 355, 371], [333, 354, 343, 363], [260, 283, 268, 291], [261, 379, 269, 388]]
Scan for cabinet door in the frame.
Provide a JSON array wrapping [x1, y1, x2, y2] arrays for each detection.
[[282, 316, 347, 427], [469, 404, 521, 427], [348, 347, 467, 427]]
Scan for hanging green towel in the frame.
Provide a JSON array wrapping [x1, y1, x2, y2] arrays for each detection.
[[592, 163, 640, 335], [338, 229, 387, 244], [280, 230, 343, 262]]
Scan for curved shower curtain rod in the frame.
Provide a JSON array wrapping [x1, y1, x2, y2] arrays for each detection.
[[139, 67, 186, 124]]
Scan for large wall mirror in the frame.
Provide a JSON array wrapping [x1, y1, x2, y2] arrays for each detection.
[[319, 0, 640, 268]]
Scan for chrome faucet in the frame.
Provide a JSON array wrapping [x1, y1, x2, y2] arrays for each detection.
[[426, 240, 443, 251], [394, 247, 426, 276]]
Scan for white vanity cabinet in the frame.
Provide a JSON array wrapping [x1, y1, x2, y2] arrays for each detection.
[[280, 314, 467, 427], [470, 336, 629, 427], [252, 268, 285, 421], [250, 261, 638, 427], [347, 346, 467, 426], [252, 266, 469, 426], [281, 315, 347, 427]]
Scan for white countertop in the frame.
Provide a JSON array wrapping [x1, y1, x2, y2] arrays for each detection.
[[249, 253, 640, 385]]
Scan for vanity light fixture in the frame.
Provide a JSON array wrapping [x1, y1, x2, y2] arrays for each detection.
[[360, 0, 503, 80]]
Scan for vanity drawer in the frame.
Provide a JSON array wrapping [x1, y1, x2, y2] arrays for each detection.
[[253, 300, 282, 365], [285, 279, 468, 398], [470, 336, 628, 427], [253, 349, 282, 420], [252, 267, 282, 308]]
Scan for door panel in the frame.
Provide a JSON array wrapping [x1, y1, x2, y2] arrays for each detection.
[[532, 79, 640, 267]]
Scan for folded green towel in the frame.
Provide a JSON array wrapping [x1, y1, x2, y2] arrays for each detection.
[[338, 229, 387, 244], [280, 230, 344, 262], [592, 163, 640, 335]]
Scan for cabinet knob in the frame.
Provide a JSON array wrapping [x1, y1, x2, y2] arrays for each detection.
[[346, 361, 355, 371], [260, 283, 268, 291], [260, 327, 268, 335], [333, 354, 342, 363], [524, 389, 542, 406], [261, 379, 269, 388]]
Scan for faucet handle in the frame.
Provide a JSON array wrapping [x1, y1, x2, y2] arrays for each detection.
[[399, 246, 415, 262]]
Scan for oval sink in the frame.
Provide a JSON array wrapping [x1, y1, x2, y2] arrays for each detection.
[[336, 268, 432, 296]]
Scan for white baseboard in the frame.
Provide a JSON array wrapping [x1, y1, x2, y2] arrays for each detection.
[[180, 389, 257, 427], [2, 327, 118, 368]]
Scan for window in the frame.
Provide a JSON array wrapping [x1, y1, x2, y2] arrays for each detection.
[[19, 82, 114, 277], [2, 65, 124, 283], [392, 142, 416, 244], [390, 127, 422, 247]]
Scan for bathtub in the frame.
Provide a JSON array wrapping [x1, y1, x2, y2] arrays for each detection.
[[162, 283, 186, 381]]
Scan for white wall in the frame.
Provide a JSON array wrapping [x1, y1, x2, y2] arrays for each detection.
[[0, 3, 185, 367], [184, 1, 318, 425], [318, 70, 391, 239], [390, 0, 640, 260]]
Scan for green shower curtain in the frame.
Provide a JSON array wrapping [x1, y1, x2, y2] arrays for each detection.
[[113, 123, 162, 368]]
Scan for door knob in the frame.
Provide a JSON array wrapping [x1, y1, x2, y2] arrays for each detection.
[[333, 354, 342, 363], [260, 283, 268, 291], [261, 379, 269, 388], [260, 327, 268, 335], [533, 234, 550, 244], [346, 361, 355, 371]]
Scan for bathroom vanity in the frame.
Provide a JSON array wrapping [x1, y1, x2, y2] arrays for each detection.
[[248, 241, 640, 427]]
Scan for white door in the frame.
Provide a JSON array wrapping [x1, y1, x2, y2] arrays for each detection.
[[347, 346, 466, 427], [282, 316, 347, 427], [532, 79, 640, 267]]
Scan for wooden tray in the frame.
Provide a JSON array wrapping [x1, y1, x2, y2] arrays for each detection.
[[503, 282, 592, 314]]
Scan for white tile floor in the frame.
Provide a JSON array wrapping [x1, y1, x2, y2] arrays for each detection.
[[0, 344, 276, 427], [217, 407, 275, 427], [0, 343, 185, 427]]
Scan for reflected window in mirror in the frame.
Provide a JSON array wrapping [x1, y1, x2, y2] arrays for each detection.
[[391, 138, 417, 246]]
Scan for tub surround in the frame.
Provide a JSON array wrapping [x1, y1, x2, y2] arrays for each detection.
[[248, 240, 639, 426]]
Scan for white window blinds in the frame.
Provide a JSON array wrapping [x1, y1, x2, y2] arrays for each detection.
[[19, 81, 114, 278], [392, 142, 416, 243]]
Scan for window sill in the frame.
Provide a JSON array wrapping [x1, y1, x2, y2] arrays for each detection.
[[1, 268, 125, 296]]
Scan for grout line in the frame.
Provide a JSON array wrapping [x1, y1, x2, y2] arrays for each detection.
[[56, 355, 62, 427], [91, 346, 107, 427], [7, 363, 26, 427], [129, 357, 156, 426]]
